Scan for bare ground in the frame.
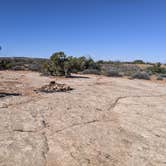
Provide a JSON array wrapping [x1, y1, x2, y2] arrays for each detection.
[[0, 71, 166, 166]]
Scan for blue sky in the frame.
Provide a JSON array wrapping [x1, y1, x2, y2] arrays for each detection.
[[0, 0, 166, 62]]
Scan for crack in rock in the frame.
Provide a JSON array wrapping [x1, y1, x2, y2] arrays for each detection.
[[11, 109, 49, 166], [108, 94, 166, 111], [108, 96, 128, 111], [41, 132, 49, 164], [13, 129, 35, 133], [54, 119, 114, 134], [55, 119, 100, 133]]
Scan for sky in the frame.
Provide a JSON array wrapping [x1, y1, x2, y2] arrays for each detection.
[[0, 0, 166, 62]]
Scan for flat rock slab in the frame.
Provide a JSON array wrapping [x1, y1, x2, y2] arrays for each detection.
[[0, 132, 47, 166], [0, 70, 166, 166]]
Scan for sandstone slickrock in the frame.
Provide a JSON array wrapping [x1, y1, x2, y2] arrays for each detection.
[[0, 70, 166, 166]]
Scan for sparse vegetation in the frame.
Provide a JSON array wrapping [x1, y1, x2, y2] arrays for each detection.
[[131, 71, 150, 80], [0, 57, 48, 71], [146, 63, 166, 74], [103, 69, 122, 77], [81, 69, 101, 75], [0, 53, 165, 80], [156, 75, 163, 80], [160, 74, 166, 78], [0, 59, 12, 70], [100, 63, 141, 77], [42, 52, 100, 76]]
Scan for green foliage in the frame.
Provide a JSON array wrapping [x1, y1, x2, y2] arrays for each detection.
[[43, 52, 100, 76], [131, 72, 150, 80], [50, 52, 68, 76], [146, 63, 166, 74], [156, 75, 163, 80], [43, 52, 70, 76], [68, 56, 100, 72], [0, 60, 12, 70]]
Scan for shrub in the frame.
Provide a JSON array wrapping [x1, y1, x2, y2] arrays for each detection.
[[156, 75, 163, 80], [68, 56, 100, 72], [0, 59, 12, 70], [131, 72, 150, 80], [103, 69, 122, 77], [146, 63, 166, 74], [82, 69, 101, 75], [101, 63, 141, 76], [146, 70, 153, 76], [11, 66, 26, 70], [41, 52, 100, 76], [160, 74, 166, 78]]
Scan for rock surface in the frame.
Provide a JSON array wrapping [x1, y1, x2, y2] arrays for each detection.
[[0, 71, 166, 166]]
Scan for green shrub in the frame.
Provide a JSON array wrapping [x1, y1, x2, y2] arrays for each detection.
[[42, 52, 100, 76], [156, 75, 163, 80], [131, 72, 150, 80], [160, 74, 166, 78], [146, 63, 166, 74], [0, 60, 12, 70]]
